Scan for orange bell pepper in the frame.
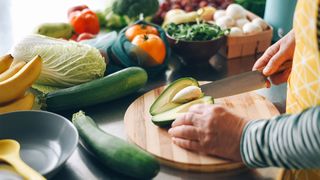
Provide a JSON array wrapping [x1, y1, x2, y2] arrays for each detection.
[[68, 5, 100, 35]]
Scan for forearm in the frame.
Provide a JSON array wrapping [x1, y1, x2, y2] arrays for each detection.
[[241, 106, 320, 169]]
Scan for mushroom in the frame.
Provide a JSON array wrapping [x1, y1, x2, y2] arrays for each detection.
[[252, 18, 268, 30], [242, 22, 263, 35], [226, 4, 246, 20], [229, 27, 243, 36], [235, 18, 250, 28], [216, 15, 235, 29]]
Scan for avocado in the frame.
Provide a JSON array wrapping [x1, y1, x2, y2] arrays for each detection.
[[149, 77, 199, 116], [151, 96, 213, 127]]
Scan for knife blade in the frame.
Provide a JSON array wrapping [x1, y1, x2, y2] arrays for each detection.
[[200, 61, 293, 98], [200, 70, 267, 98]]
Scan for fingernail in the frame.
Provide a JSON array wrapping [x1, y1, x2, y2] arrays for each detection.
[[168, 128, 173, 135]]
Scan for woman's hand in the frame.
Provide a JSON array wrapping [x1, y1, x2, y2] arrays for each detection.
[[253, 30, 295, 85], [168, 104, 249, 161]]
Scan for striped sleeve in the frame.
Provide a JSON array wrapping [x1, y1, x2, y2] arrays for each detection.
[[240, 106, 320, 169]]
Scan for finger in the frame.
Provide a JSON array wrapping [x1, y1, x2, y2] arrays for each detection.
[[252, 44, 280, 70], [172, 137, 201, 151], [188, 104, 209, 114], [171, 112, 199, 127], [269, 68, 291, 85], [168, 125, 200, 140], [262, 52, 289, 76]]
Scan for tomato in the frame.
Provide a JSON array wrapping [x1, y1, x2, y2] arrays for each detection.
[[69, 8, 100, 35], [125, 24, 159, 41], [131, 34, 166, 65], [77, 33, 95, 41]]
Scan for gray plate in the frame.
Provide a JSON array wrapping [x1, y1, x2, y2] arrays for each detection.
[[0, 110, 79, 179]]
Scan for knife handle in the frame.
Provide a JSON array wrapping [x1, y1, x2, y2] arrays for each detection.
[[258, 61, 292, 74]]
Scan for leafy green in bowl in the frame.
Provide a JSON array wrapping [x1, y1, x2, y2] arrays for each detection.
[[164, 22, 227, 65], [165, 22, 228, 42]]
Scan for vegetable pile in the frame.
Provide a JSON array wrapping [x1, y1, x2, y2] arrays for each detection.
[[165, 22, 227, 41]]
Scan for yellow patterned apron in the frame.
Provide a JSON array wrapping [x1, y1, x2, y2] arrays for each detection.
[[279, 0, 320, 179]]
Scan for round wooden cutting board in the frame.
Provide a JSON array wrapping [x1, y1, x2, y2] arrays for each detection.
[[124, 84, 280, 172]]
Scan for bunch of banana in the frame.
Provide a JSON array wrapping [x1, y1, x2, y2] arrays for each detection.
[[0, 54, 42, 114]]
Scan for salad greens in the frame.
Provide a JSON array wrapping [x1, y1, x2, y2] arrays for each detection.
[[165, 22, 228, 41]]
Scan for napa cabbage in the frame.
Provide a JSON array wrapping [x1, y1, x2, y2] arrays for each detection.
[[12, 34, 106, 88]]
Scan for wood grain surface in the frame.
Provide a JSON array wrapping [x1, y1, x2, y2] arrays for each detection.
[[124, 85, 280, 172]]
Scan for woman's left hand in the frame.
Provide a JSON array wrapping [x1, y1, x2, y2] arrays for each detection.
[[168, 104, 249, 161]]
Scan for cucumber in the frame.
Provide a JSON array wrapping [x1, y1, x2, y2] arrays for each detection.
[[152, 96, 213, 127], [43, 67, 147, 111], [72, 111, 160, 179], [149, 77, 199, 115]]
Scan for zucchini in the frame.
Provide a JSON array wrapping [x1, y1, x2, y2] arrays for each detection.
[[72, 111, 160, 179], [149, 77, 199, 115], [42, 67, 147, 111], [152, 96, 213, 127]]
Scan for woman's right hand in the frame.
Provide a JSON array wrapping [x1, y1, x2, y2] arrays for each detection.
[[252, 30, 295, 85]]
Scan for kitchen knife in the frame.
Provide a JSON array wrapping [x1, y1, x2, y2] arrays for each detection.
[[200, 61, 292, 98]]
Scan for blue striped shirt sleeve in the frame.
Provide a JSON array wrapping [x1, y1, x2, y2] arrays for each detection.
[[240, 106, 320, 169]]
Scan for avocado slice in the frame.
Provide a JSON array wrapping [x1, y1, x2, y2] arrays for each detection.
[[151, 96, 213, 127], [149, 77, 199, 116]]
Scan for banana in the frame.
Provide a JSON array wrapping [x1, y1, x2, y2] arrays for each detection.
[[0, 61, 26, 82], [0, 55, 42, 104], [0, 54, 13, 74], [0, 93, 35, 114]]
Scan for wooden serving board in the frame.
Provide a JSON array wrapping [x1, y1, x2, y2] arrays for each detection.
[[124, 84, 280, 172]]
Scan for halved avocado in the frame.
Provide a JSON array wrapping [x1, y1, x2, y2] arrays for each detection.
[[149, 77, 199, 116], [151, 96, 213, 127]]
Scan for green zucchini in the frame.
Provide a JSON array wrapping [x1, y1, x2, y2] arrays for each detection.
[[149, 77, 199, 115], [42, 67, 147, 111], [72, 111, 160, 179]]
